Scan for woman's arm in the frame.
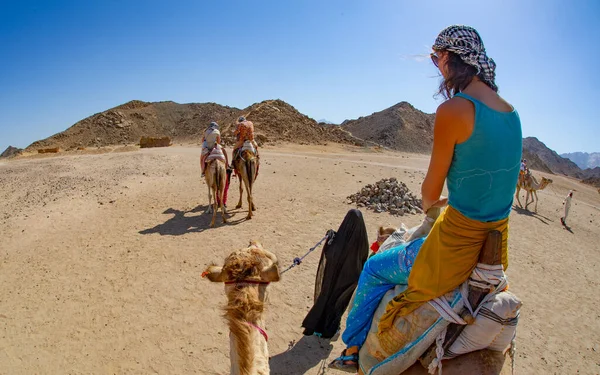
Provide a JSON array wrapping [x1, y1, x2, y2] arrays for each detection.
[[421, 99, 472, 212]]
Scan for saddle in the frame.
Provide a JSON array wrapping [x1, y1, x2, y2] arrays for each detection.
[[241, 140, 256, 154], [234, 141, 257, 162], [205, 145, 226, 163], [233, 141, 260, 178]]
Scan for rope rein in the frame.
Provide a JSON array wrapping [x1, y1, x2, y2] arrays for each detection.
[[280, 230, 335, 275]]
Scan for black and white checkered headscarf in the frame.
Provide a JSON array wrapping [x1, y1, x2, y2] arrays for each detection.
[[433, 25, 497, 91]]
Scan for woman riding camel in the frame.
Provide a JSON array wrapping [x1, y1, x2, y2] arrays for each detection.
[[201, 122, 229, 177], [232, 116, 259, 161], [330, 25, 522, 372]]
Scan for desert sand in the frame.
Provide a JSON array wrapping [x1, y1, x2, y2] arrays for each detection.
[[1, 144, 599, 374]]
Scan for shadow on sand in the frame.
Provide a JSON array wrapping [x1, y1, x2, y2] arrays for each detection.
[[138, 205, 246, 236], [561, 221, 574, 234], [512, 205, 553, 225], [269, 335, 334, 375]]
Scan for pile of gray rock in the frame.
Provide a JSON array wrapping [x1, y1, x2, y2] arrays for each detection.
[[347, 177, 423, 216]]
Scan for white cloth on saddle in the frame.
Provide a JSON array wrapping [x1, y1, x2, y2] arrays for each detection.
[[241, 140, 256, 154], [378, 214, 436, 254], [445, 290, 521, 359], [378, 224, 410, 253], [426, 264, 510, 375], [429, 263, 507, 324], [205, 145, 226, 162]]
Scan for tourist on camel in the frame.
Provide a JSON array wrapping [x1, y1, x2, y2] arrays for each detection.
[[330, 25, 522, 372], [519, 158, 527, 185], [232, 116, 259, 162], [201, 122, 229, 177]]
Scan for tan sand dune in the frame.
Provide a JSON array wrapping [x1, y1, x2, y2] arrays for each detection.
[[0, 144, 598, 374]]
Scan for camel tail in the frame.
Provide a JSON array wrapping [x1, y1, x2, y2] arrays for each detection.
[[246, 158, 255, 191]]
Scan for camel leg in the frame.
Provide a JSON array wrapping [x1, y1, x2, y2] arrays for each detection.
[[236, 173, 244, 209], [206, 178, 213, 214], [525, 190, 531, 210], [210, 183, 218, 228], [219, 175, 228, 224], [533, 190, 539, 212], [242, 173, 253, 220], [527, 190, 534, 208], [250, 164, 257, 211], [515, 186, 523, 208]]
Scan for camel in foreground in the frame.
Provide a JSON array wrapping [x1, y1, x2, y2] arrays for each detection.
[[233, 146, 258, 220], [204, 241, 280, 375], [515, 174, 552, 212], [205, 158, 228, 227]]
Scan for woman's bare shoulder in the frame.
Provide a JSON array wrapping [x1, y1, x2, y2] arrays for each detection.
[[436, 97, 474, 121]]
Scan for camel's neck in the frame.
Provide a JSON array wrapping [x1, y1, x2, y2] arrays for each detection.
[[527, 177, 547, 190], [229, 318, 269, 375]]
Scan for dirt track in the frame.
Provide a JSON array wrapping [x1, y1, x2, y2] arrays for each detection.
[[1, 144, 599, 374]]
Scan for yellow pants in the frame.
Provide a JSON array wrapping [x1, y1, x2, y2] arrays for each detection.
[[378, 205, 509, 334]]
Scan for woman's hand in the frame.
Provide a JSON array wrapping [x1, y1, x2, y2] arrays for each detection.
[[422, 196, 448, 213]]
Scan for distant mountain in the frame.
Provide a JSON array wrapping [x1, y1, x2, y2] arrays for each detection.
[[317, 119, 336, 125], [521, 138, 600, 188], [560, 152, 600, 169], [522, 137, 582, 177], [24, 99, 367, 152], [341, 102, 435, 153], [0, 146, 22, 159]]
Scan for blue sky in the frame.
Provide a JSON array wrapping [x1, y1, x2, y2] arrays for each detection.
[[1, 0, 599, 155]]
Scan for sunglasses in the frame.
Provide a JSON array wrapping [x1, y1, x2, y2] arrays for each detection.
[[430, 52, 439, 68]]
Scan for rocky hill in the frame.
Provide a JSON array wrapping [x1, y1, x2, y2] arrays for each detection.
[[560, 152, 600, 170], [16, 99, 600, 190], [0, 146, 23, 159], [522, 148, 552, 174], [217, 99, 365, 146], [24, 99, 366, 152], [522, 137, 582, 177], [341, 102, 435, 153], [25, 100, 239, 151], [581, 176, 600, 188]]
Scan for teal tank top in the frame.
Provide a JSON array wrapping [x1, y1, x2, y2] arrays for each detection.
[[446, 93, 522, 222]]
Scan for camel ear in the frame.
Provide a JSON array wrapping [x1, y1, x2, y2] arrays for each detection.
[[248, 240, 263, 249], [260, 264, 280, 282], [204, 266, 227, 282]]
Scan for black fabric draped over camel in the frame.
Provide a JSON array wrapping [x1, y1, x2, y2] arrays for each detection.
[[302, 209, 369, 338]]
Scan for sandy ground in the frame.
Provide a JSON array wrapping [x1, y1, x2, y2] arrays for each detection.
[[0, 144, 599, 375]]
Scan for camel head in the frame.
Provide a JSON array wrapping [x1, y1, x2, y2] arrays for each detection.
[[204, 241, 279, 375], [203, 241, 280, 285], [377, 226, 396, 246], [540, 177, 553, 189]]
